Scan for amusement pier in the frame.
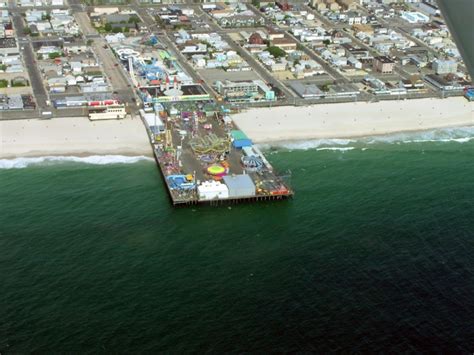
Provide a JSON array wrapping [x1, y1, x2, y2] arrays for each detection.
[[121, 32, 295, 205], [139, 102, 293, 206]]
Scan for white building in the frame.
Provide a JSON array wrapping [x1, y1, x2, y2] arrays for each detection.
[[401, 11, 430, 24], [198, 181, 229, 201], [433, 59, 458, 75]]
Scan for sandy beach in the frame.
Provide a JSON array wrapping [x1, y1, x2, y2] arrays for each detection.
[[1, 97, 473, 159], [0, 116, 152, 159], [232, 97, 474, 143]]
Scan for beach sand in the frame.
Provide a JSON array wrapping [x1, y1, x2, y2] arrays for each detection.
[[232, 97, 474, 143], [1, 98, 473, 159], [0, 116, 152, 159]]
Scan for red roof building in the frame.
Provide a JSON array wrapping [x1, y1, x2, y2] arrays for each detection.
[[249, 32, 264, 45]]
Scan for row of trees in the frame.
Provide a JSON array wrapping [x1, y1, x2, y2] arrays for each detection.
[[0, 79, 28, 88]]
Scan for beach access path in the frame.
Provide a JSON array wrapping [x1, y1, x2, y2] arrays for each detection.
[[0, 116, 152, 159], [232, 97, 474, 143]]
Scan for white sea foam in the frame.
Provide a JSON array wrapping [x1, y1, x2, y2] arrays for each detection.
[[366, 126, 474, 145], [257, 138, 355, 151], [316, 147, 355, 152], [257, 126, 474, 152], [0, 155, 154, 169]]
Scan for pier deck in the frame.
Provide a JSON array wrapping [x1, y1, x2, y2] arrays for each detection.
[[141, 103, 293, 206]]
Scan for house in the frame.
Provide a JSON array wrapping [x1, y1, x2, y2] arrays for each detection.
[[249, 32, 264, 45], [214, 79, 275, 102], [4, 23, 14, 38], [91, 7, 120, 15], [267, 28, 284, 41], [346, 12, 367, 25], [65, 74, 77, 86], [432, 59, 458, 75], [271, 37, 297, 52], [63, 43, 88, 54], [348, 56, 362, 69], [70, 61, 82, 74], [38, 45, 61, 55], [336, 0, 357, 11], [424, 74, 466, 92], [105, 32, 125, 43], [373, 55, 395, 73], [401, 11, 429, 24], [218, 15, 264, 28]]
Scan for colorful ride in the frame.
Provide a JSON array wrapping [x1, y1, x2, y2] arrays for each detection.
[[207, 165, 226, 177], [167, 175, 196, 190]]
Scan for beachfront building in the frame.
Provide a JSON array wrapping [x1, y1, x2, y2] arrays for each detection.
[[433, 59, 458, 75], [424, 74, 468, 92], [289, 82, 325, 99], [214, 80, 275, 103]]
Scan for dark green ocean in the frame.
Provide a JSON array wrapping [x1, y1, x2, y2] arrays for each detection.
[[1, 128, 474, 352]]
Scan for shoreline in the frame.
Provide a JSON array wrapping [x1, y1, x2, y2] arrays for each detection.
[[253, 123, 474, 145], [0, 151, 154, 160], [1, 97, 473, 160], [2, 123, 472, 160], [232, 97, 474, 144], [0, 116, 152, 159]]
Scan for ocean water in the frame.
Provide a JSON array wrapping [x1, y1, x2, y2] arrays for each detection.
[[1, 128, 474, 352]]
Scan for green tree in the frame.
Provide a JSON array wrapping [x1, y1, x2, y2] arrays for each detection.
[[323, 39, 331, 46], [11, 80, 26, 87], [0, 79, 8, 88], [112, 27, 122, 33], [128, 15, 140, 24], [252, 0, 260, 7], [48, 52, 62, 59], [267, 46, 287, 58], [104, 22, 112, 32]]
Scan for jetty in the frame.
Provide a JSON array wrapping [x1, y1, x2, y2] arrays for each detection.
[[140, 102, 293, 206]]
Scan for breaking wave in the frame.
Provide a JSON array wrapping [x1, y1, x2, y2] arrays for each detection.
[[316, 147, 355, 152], [257, 126, 474, 151], [0, 155, 154, 169], [258, 139, 355, 151], [365, 126, 474, 145]]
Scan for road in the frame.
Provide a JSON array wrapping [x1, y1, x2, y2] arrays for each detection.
[[9, 0, 138, 111], [70, 9, 139, 109], [74, 11, 97, 37], [9, 8, 49, 109], [133, 2, 296, 101], [246, 3, 348, 84], [299, 4, 416, 81], [131, 1, 218, 99], [193, 5, 296, 100]]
